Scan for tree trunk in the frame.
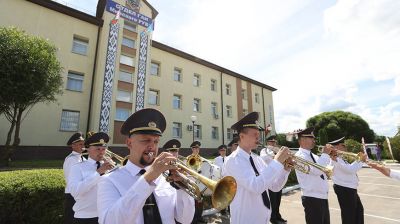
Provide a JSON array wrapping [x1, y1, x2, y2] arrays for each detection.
[[12, 107, 24, 147], [0, 107, 17, 167]]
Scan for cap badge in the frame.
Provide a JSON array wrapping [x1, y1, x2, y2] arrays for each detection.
[[99, 139, 105, 144], [173, 144, 177, 148], [148, 121, 157, 128]]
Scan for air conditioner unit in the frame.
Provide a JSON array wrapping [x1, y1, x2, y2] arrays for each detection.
[[214, 114, 219, 119], [187, 125, 193, 131]]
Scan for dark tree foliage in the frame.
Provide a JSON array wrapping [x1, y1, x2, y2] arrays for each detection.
[[306, 111, 375, 143]]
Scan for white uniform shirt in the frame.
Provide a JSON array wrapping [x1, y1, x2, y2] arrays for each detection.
[[68, 158, 102, 218], [260, 147, 275, 164], [331, 158, 363, 189], [97, 160, 195, 224], [63, 151, 84, 193], [223, 146, 289, 224], [390, 169, 400, 181], [295, 148, 331, 199], [214, 155, 226, 173]]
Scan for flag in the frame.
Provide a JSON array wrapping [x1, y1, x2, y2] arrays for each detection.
[[141, 21, 154, 34], [111, 9, 121, 24], [386, 137, 394, 161]]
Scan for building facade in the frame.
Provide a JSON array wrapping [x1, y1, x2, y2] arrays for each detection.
[[0, 0, 277, 150]]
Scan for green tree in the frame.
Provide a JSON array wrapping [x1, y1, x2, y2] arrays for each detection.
[[318, 128, 329, 145], [383, 136, 400, 161], [0, 27, 63, 166], [306, 111, 375, 143]]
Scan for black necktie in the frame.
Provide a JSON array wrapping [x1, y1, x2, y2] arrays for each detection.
[[309, 152, 325, 180], [249, 156, 270, 209], [139, 169, 162, 224], [96, 161, 101, 169], [222, 157, 225, 163]]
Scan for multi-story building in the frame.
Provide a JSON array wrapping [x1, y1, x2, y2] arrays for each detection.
[[0, 0, 277, 151]]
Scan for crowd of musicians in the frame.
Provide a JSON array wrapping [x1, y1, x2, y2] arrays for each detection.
[[63, 108, 400, 224]]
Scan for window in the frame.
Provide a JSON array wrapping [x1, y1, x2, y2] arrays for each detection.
[[194, 124, 202, 139], [120, 55, 134, 66], [60, 110, 79, 131], [193, 74, 200, 87], [211, 102, 218, 117], [226, 84, 231, 95], [211, 79, 217, 91], [151, 62, 160, 76], [211, 126, 219, 139], [117, 90, 132, 102], [172, 122, 182, 138], [66, 72, 84, 91], [115, 108, 130, 121], [72, 37, 88, 55], [241, 89, 247, 100], [148, 89, 159, 105], [122, 37, 135, 48], [174, 68, 182, 82], [243, 109, 248, 116], [124, 21, 137, 32], [173, 95, 181, 109], [193, 98, 200, 112], [119, 70, 132, 83], [226, 105, 232, 117], [227, 128, 233, 141], [255, 93, 260, 103]]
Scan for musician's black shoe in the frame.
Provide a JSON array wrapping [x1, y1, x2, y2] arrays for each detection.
[[270, 219, 286, 224], [278, 217, 287, 223]]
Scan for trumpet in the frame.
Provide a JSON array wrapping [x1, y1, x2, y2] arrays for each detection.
[[267, 146, 334, 179], [82, 149, 129, 172], [150, 152, 237, 210]]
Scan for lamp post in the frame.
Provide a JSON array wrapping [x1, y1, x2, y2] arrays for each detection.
[[190, 115, 197, 142]]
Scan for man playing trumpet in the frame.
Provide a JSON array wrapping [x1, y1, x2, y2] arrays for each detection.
[[295, 127, 332, 224], [329, 137, 367, 224], [97, 108, 195, 224], [67, 132, 113, 224]]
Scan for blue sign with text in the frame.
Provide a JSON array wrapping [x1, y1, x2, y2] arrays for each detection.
[[106, 0, 152, 28]]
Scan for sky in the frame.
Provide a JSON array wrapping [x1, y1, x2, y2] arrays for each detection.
[[63, 0, 400, 137]]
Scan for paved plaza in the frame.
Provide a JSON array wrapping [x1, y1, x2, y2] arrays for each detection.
[[209, 164, 400, 224]]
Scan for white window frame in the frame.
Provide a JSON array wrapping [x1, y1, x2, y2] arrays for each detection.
[[174, 68, 182, 82], [60, 110, 80, 131], [226, 84, 231, 95], [194, 124, 202, 139], [211, 126, 219, 139], [227, 128, 233, 141], [124, 21, 137, 32], [122, 37, 135, 48], [226, 105, 232, 117], [148, 89, 159, 105], [211, 79, 217, 91], [66, 71, 84, 92], [120, 55, 134, 67], [72, 36, 88, 55], [193, 98, 200, 112], [115, 107, 131, 121], [119, 70, 132, 83], [151, 62, 160, 76], [117, 90, 132, 102], [173, 94, 181, 109], [255, 93, 260, 103], [242, 89, 247, 100], [172, 122, 182, 138], [211, 102, 217, 116], [193, 74, 200, 87]]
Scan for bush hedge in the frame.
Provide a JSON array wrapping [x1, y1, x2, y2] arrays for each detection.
[[0, 169, 65, 224]]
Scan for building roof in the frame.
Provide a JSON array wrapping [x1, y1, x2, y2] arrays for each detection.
[[152, 41, 277, 92]]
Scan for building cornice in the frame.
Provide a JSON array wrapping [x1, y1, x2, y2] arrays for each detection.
[[26, 0, 103, 26], [152, 40, 277, 92]]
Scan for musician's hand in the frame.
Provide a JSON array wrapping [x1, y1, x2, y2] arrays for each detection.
[[275, 147, 291, 165], [143, 152, 177, 183], [322, 144, 334, 155], [367, 161, 390, 177], [284, 159, 294, 171], [97, 161, 113, 175]]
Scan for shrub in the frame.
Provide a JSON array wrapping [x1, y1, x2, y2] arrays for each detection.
[[0, 169, 65, 224]]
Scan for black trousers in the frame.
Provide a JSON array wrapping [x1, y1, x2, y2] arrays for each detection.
[[301, 196, 330, 224], [191, 200, 204, 224], [64, 193, 76, 224], [269, 189, 283, 221], [75, 217, 98, 224], [333, 184, 364, 224]]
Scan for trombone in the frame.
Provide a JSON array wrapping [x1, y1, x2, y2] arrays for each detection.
[[150, 152, 237, 210], [267, 146, 334, 179]]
